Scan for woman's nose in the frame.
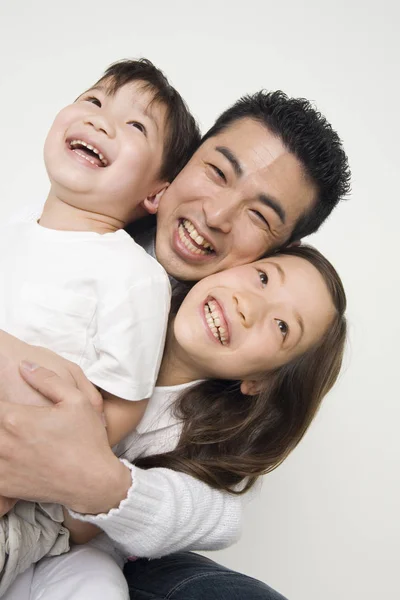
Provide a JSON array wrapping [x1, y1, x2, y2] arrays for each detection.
[[234, 291, 262, 328]]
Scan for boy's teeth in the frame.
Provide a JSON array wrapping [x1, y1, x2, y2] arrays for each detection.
[[182, 219, 213, 251], [69, 139, 108, 166]]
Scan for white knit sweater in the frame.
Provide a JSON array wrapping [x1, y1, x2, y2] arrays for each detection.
[[69, 382, 248, 562]]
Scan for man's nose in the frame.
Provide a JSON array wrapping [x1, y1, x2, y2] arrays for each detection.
[[202, 195, 239, 234], [84, 113, 116, 138]]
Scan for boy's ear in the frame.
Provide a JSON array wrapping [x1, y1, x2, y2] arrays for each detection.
[[240, 380, 263, 396], [142, 183, 170, 215]]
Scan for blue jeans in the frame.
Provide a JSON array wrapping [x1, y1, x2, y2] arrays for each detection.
[[124, 552, 288, 599]]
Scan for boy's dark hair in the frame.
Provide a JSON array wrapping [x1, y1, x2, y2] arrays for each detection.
[[96, 59, 201, 182], [202, 91, 351, 243]]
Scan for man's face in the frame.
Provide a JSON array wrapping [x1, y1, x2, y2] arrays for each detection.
[[156, 118, 317, 280]]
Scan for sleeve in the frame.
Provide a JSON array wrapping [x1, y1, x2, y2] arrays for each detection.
[[83, 275, 171, 401], [68, 460, 245, 558]]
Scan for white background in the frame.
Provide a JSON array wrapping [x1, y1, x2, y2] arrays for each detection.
[[0, 1, 399, 598]]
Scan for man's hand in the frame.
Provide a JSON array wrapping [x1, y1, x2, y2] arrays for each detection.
[[0, 363, 132, 515], [0, 496, 17, 518]]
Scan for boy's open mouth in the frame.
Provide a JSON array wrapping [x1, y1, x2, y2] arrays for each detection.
[[67, 139, 108, 167]]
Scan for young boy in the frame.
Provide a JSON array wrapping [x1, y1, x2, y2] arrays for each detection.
[[0, 59, 200, 595], [0, 58, 200, 444]]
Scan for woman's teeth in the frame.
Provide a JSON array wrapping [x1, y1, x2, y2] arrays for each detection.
[[204, 301, 228, 345], [178, 219, 214, 255]]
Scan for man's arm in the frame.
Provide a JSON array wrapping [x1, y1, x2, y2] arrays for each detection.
[[0, 360, 131, 514], [0, 330, 147, 542], [0, 363, 244, 556], [15, 369, 248, 557]]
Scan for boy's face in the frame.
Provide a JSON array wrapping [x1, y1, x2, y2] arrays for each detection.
[[44, 80, 168, 222]]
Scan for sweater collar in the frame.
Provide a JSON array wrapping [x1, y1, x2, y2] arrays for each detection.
[[136, 381, 203, 434]]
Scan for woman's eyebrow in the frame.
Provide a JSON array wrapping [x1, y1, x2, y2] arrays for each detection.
[[267, 261, 304, 336], [267, 261, 286, 284]]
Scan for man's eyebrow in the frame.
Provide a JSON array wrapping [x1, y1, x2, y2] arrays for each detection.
[[215, 146, 243, 177], [215, 146, 286, 224], [259, 193, 286, 224]]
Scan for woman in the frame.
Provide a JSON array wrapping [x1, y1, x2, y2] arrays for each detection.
[[1, 245, 346, 599]]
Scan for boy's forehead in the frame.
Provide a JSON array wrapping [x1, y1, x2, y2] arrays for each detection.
[[85, 78, 155, 105]]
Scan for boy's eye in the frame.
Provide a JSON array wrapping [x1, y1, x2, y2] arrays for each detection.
[[275, 319, 288, 338], [127, 121, 146, 135], [85, 96, 101, 107], [258, 270, 268, 286]]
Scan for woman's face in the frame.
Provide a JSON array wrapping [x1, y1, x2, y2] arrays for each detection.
[[173, 255, 335, 387]]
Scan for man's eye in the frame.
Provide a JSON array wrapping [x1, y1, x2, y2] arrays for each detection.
[[258, 270, 269, 286], [251, 210, 269, 228], [275, 319, 289, 338], [127, 121, 146, 135], [209, 164, 226, 182], [85, 96, 101, 107]]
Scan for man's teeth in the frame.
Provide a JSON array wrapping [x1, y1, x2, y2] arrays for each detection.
[[204, 302, 228, 345], [179, 219, 214, 253], [69, 139, 108, 166]]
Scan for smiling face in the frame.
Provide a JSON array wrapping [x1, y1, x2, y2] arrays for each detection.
[[43, 80, 168, 223], [172, 254, 335, 383], [155, 118, 318, 280]]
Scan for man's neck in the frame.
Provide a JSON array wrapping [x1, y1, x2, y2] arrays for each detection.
[[39, 193, 125, 234]]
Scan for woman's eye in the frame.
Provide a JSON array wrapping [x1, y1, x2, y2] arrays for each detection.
[[85, 96, 101, 107], [275, 319, 288, 338], [258, 270, 269, 286], [128, 121, 146, 134], [209, 164, 226, 182]]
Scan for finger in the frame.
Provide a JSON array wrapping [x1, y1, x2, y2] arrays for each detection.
[[69, 366, 104, 414], [0, 496, 17, 518], [19, 361, 80, 406]]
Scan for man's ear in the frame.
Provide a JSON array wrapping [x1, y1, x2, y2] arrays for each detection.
[[240, 380, 263, 396], [142, 183, 170, 215], [286, 239, 302, 248]]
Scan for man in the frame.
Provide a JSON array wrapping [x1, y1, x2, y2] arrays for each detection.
[[0, 90, 350, 599]]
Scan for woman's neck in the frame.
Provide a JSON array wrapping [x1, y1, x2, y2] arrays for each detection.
[[157, 322, 205, 387]]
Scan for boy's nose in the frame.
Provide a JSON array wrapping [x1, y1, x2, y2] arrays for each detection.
[[84, 114, 116, 138]]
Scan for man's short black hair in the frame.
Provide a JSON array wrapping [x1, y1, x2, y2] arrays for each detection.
[[202, 91, 351, 243], [96, 59, 201, 182]]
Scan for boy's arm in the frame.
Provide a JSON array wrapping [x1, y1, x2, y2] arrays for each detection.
[[102, 393, 148, 448]]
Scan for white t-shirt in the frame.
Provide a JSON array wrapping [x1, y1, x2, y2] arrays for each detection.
[[0, 218, 171, 401]]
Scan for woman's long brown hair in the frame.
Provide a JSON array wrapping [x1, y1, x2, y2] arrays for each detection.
[[135, 246, 347, 493]]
